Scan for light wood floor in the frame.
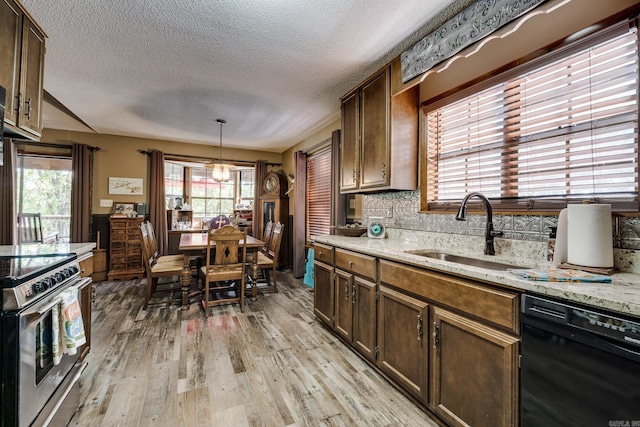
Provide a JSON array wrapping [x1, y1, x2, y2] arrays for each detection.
[[70, 271, 438, 427]]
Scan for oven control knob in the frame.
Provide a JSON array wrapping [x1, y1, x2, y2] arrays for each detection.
[[68, 265, 79, 276], [49, 275, 58, 287], [55, 272, 64, 282], [61, 269, 69, 279], [32, 282, 42, 294]]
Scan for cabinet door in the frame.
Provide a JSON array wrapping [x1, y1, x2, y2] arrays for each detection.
[[313, 260, 334, 326], [360, 69, 389, 190], [340, 90, 359, 192], [0, 0, 22, 125], [334, 269, 353, 341], [78, 279, 92, 361], [378, 284, 428, 403], [352, 276, 376, 362], [18, 18, 45, 136], [430, 307, 519, 427]]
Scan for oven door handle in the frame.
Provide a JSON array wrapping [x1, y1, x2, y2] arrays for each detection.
[[36, 297, 63, 315], [25, 281, 86, 317]]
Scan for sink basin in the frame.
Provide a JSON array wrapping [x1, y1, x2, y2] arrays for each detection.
[[404, 250, 522, 271]]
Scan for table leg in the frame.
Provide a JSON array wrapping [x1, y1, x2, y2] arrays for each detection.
[[250, 259, 260, 301]]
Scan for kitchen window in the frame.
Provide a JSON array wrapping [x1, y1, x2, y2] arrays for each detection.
[[422, 20, 639, 212], [306, 146, 332, 243]]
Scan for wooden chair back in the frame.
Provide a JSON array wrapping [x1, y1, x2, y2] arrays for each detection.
[[267, 222, 284, 262], [201, 225, 248, 312], [18, 213, 43, 244], [261, 220, 273, 255]]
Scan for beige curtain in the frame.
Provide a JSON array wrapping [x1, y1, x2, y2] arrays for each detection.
[[253, 160, 266, 238], [0, 138, 17, 245], [70, 143, 92, 243], [150, 150, 168, 255]]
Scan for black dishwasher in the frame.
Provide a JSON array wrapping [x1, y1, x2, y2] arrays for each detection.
[[521, 294, 640, 427]]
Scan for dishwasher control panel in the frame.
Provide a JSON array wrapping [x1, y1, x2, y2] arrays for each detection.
[[523, 294, 640, 347]]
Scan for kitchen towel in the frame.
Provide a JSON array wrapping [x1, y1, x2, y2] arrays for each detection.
[[303, 248, 314, 288], [59, 288, 86, 356], [567, 204, 613, 268], [508, 267, 612, 283]]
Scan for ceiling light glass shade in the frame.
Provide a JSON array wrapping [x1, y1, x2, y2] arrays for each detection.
[[209, 118, 234, 183], [211, 162, 232, 182]]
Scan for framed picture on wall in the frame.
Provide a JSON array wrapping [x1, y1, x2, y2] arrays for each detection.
[[108, 177, 143, 195]]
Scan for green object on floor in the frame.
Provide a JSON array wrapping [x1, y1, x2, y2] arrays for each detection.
[[303, 248, 314, 288]]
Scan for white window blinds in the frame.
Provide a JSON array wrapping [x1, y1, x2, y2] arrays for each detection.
[[424, 21, 639, 211]]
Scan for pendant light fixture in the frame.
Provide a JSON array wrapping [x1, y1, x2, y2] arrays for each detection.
[[210, 119, 233, 183]]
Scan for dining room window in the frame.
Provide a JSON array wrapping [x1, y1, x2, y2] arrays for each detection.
[[164, 162, 185, 209], [16, 154, 72, 242], [422, 20, 639, 212]]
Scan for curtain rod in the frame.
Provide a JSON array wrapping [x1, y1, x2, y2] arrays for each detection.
[[12, 139, 101, 151], [137, 149, 281, 166], [302, 137, 332, 155]]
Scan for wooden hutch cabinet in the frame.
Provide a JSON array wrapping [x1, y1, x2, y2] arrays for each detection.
[[107, 216, 144, 280]]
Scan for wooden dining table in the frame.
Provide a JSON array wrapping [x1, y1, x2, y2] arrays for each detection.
[[178, 232, 265, 309]]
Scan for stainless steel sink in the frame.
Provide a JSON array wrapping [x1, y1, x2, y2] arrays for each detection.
[[404, 250, 522, 271]]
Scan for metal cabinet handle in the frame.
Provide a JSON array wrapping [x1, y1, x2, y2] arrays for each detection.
[[417, 315, 423, 341], [382, 163, 386, 179], [352, 284, 356, 304], [25, 97, 32, 120], [433, 322, 439, 349], [352, 168, 356, 182], [345, 283, 349, 300], [14, 93, 21, 114]]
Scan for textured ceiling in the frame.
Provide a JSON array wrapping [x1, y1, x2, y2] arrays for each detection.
[[21, 0, 467, 152]]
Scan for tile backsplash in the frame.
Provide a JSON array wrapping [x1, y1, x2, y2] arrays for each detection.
[[361, 190, 640, 251]]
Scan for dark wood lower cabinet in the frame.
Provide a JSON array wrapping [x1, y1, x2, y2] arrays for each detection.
[[313, 260, 334, 326], [377, 284, 429, 403], [335, 269, 377, 362], [430, 307, 519, 427]]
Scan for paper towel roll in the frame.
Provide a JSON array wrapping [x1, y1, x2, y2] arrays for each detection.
[[567, 204, 613, 268]]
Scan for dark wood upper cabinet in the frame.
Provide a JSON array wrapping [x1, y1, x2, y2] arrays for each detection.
[[0, 0, 46, 140], [340, 65, 419, 193]]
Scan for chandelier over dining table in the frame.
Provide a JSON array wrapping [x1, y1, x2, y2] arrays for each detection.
[[208, 118, 234, 182]]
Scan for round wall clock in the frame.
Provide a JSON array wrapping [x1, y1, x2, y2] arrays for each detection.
[[367, 217, 386, 239]]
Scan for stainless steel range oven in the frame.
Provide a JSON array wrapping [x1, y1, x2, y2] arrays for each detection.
[[1, 254, 91, 427]]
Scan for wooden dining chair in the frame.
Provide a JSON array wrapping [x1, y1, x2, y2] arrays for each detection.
[[139, 222, 184, 309], [200, 225, 247, 313], [254, 222, 284, 293], [144, 221, 183, 263], [17, 213, 44, 244]]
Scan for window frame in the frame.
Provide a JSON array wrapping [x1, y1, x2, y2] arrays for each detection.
[[420, 19, 640, 214]]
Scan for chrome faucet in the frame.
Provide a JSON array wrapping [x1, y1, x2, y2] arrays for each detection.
[[455, 192, 503, 256]]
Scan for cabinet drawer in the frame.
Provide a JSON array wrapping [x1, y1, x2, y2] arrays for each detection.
[[335, 248, 377, 281], [379, 260, 519, 333], [78, 254, 94, 278], [314, 243, 334, 265]]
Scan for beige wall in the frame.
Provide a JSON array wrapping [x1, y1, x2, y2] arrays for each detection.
[[41, 129, 282, 214]]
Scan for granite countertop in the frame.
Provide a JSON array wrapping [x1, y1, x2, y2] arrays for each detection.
[[313, 234, 640, 318], [0, 243, 96, 257]]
